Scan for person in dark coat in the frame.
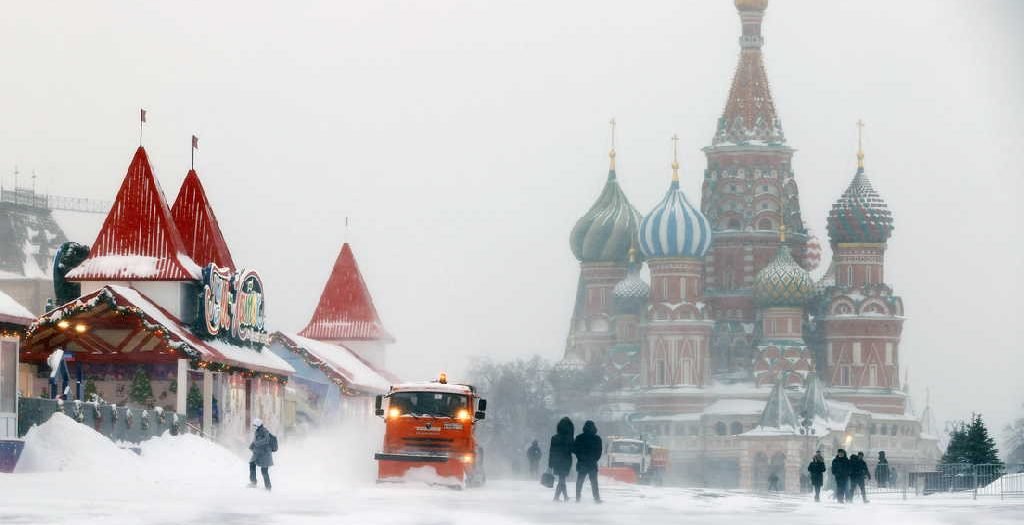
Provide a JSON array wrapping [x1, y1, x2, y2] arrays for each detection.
[[527, 440, 542, 477], [573, 420, 603, 503], [767, 472, 780, 492], [850, 452, 871, 502], [831, 449, 851, 503], [875, 451, 890, 488], [807, 450, 827, 502], [548, 417, 574, 501], [248, 418, 273, 490]]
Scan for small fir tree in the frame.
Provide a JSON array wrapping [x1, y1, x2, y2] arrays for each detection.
[[943, 413, 1002, 465], [84, 378, 98, 400], [186, 384, 203, 419], [128, 367, 155, 407]]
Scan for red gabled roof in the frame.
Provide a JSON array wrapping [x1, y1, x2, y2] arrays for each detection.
[[299, 243, 393, 342], [171, 169, 235, 270], [66, 147, 200, 281]]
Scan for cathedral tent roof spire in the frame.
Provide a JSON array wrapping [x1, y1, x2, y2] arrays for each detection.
[[758, 376, 799, 430], [171, 169, 235, 270], [712, 0, 785, 146]]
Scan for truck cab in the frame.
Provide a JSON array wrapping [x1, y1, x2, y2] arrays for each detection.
[[604, 437, 669, 485], [373, 374, 487, 488]]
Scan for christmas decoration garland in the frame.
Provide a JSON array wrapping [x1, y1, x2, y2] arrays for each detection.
[[26, 288, 288, 384]]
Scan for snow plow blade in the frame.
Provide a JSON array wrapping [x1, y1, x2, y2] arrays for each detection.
[[602, 466, 638, 484], [374, 452, 450, 463]]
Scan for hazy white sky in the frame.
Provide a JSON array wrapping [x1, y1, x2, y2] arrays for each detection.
[[2, 1, 1021, 440]]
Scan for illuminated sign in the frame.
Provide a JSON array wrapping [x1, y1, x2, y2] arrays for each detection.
[[198, 265, 268, 346]]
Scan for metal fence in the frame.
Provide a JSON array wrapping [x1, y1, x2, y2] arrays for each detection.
[[813, 462, 1024, 500], [18, 397, 185, 444]]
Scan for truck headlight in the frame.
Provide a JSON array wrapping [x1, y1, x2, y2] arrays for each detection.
[[388, 408, 401, 419], [460, 453, 474, 464]]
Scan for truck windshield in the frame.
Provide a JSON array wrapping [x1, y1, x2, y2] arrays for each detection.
[[611, 442, 643, 454], [389, 391, 468, 418]]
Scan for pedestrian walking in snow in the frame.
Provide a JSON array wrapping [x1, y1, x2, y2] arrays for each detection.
[[767, 471, 780, 492], [849, 452, 870, 502], [527, 440, 543, 477], [573, 420, 602, 503], [248, 418, 275, 491], [808, 451, 827, 502], [875, 451, 890, 488], [548, 417, 574, 502], [831, 449, 851, 503]]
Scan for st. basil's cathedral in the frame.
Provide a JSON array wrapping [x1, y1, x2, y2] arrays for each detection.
[[562, 0, 939, 491]]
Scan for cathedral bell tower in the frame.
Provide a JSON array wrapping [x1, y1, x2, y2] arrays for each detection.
[[820, 123, 905, 413], [701, 0, 811, 379]]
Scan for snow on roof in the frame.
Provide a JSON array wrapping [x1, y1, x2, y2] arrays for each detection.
[[704, 398, 766, 415], [67, 147, 201, 281], [171, 169, 235, 270], [109, 286, 292, 375], [390, 381, 474, 396], [0, 289, 34, 325], [631, 412, 702, 423], [299, 243, 393, 342], [30, 285, 292, 375], [276, 332, 391, 394]]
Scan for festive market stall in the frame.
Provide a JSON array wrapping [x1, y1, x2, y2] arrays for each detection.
[[19, 146, 293, 445], [269, 243, 397, 430], [0, 290, 33, 472]]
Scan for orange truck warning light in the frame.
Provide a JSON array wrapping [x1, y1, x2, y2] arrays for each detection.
[[373, 376, 487, 488]]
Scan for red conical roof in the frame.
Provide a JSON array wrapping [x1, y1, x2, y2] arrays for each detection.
[[171, 169, 235, 270], [710, 4, 786, 146], [67, 147, 200, 281], [299, 243, 393, 342]]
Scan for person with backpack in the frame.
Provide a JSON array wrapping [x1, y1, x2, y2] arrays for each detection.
[[248, 418, 275, 490], [807, 450, 827, 502], [548, 417, 574, 502]]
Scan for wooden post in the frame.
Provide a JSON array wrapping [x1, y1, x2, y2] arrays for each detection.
[[175, 359, 188, 415], [202, 370, 213, 437]]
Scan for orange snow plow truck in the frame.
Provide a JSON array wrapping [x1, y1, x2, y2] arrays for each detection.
[[602, 437, 669, 485], [373, 374, 487, 488]]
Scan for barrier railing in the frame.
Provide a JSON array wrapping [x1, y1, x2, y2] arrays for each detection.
[[17, 397, 184, 444], [812, 462, 1024, 500]]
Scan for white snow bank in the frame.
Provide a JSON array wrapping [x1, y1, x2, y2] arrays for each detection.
[[138, 432, 244, 486], [15, 413, 139, 474]]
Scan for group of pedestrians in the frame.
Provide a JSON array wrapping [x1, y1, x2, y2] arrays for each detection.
[[544, 417, 603, 503], [807, 449, 889, 503]]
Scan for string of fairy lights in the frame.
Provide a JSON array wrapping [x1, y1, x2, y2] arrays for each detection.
[[24, 288, 288, 384]]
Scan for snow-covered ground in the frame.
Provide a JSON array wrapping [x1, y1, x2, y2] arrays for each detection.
[[2, 415, 1021, 525]]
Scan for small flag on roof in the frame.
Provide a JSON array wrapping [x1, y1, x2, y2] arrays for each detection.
[[192, 134, 199, 150], [140, 109, 147, 123]]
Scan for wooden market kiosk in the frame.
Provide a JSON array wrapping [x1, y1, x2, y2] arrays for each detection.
[[19, 147, 293, 442]]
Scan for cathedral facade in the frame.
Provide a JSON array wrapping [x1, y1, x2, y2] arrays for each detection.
[[562, 0, 939, 491]]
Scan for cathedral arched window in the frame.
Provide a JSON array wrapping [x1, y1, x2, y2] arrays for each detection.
[[715, 422, 727, 436], [728, 218, 741, 230], [758, 218, 773, 231], [730, 422, 743, 435]]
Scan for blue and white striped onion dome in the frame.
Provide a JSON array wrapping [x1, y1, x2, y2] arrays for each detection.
[[753, 244, 816, 307], [639, 179, 712, 258], [570, 169, 642, 263], [613, 265, 649, 314]]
